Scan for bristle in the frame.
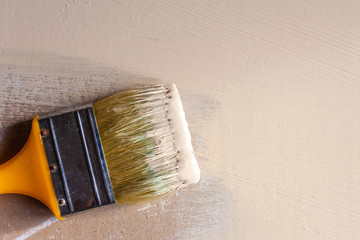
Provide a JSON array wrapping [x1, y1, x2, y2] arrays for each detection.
[[93, 84, 199, 204]]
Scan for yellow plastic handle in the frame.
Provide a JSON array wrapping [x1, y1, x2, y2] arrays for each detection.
[[0, 116, 63, 220]]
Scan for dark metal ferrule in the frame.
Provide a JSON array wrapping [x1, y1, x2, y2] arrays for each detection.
[[38, 106, 115, 217]]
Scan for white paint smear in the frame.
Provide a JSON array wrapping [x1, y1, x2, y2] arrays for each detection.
[[14, 217, 58, 240], [167, 84, 200, 185]]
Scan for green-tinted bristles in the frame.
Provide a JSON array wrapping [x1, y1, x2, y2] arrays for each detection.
[[93, 85, 182, 204]]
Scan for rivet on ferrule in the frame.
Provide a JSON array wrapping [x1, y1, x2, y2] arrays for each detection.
[[50, 164, 57, 172], [41, 129, 49, 138], [58, 199, 66, 206]]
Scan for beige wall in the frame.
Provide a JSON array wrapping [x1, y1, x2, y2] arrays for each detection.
[[1, 0, 360, 239]]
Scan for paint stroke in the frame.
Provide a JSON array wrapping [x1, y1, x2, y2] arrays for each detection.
[[14, 217, 58, 240]]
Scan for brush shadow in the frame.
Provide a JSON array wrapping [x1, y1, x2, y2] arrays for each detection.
[[0, 50, 162, 237], [0, 120, 32, 165]]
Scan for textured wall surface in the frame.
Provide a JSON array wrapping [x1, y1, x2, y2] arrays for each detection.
[[1, 0, 360, 239]]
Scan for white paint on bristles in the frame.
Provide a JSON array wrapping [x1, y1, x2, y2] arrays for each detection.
[[167, 84, 200, 185]]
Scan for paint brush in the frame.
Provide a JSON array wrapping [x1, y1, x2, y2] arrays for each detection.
[[0, 84, 200, 219]]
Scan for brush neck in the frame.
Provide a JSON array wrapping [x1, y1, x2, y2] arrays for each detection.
[[37, 107, 116, 217]]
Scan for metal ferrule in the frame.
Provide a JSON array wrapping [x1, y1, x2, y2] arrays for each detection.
[[38, 106, 115, 217]]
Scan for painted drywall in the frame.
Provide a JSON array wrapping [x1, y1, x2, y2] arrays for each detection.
[[1, 0, 360, 239]]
